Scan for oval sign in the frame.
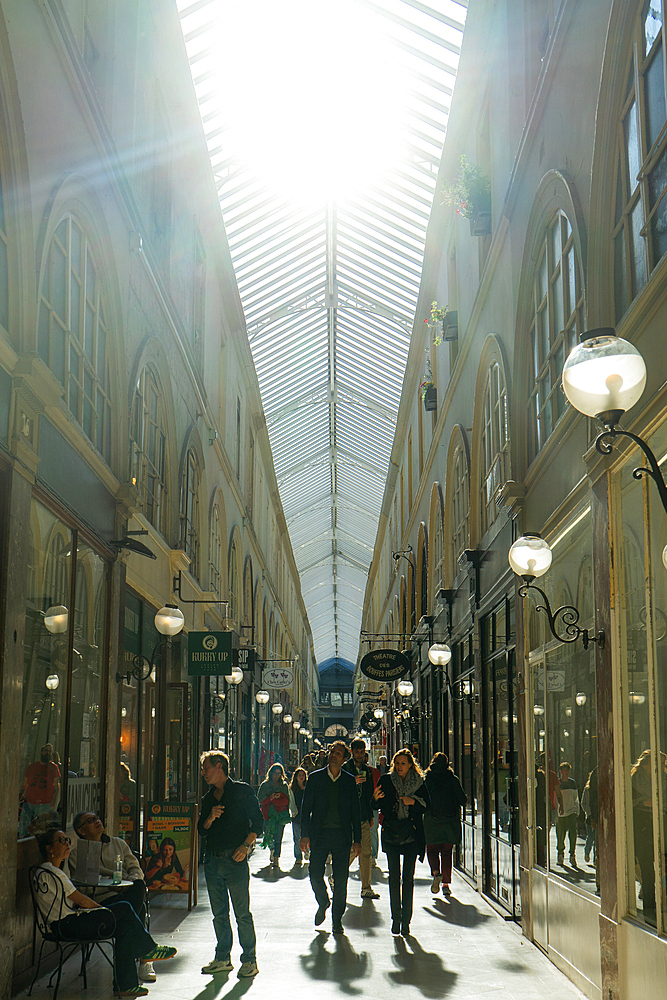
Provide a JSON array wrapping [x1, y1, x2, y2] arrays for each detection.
[[262, 666, 294, 689], [359, 648, 410, 682]]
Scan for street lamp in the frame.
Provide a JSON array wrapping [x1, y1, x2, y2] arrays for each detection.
[[397, 679, 414, 698], [428, 643, 452, 667], [255, 690, 270, 704], [562, 330, 667, 521], [116, 604, 185, 683], [283, 714, 292, 724], [373, 707, 384, 720], [508, 534, 605, 649], [272, 703, 284, 715], [224, 666, 244, 685], [45, 674, 60, 691], [44, 605, 68, 634]]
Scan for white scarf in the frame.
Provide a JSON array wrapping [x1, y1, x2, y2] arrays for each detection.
[[390, 769, 426, 818]]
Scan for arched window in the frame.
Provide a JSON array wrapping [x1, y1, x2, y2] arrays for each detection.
[[38, 216, 111, 462], [527, 211, 583, 463], [450, 443, 470, 567], [180, 449, 201, 580], [0, 170, 9, 332], [209, 504, 222, 596], [613, 2, 667, 318], [228, 538, 240, 628], [480, 361, 509, 535], [131, 365, 168, 534]]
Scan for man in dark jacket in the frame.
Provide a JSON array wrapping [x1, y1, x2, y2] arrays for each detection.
[[198, 751, 263, 979], [343, 738, 380, 898], [300, 741, 361, 933]]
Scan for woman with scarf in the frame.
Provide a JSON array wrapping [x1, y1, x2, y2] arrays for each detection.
[[288, 767, 308, 865], [258, 763, 291, 868], [372, 748, 429, 936], [423, 752, 466, 896]]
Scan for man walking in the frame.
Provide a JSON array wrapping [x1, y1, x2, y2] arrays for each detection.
[[343, 738, 380, 898], [300, 741, 361, 934], [556, 761, 579, 867], [198, 751, 263, 978]]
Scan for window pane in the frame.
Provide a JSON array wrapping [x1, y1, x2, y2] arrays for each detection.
[[625, 101, 641, 190], [615, 228, 629, 319], [630, 199, 647, 294], [644, 0, 662, 55], [649, 147, 667, 262], [645, 43, 666, 150]]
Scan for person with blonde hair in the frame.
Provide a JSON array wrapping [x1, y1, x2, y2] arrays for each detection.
[[372, 748, 429, 936]]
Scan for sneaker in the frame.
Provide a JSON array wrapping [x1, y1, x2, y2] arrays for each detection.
[[557, 853, 564, 865], [238, 961, 259, 978], [201, 958, 233, 974], [138, 961, 156, 982], [442, 884, 452, 896], [361, 888, 380, 898], [119, 989, 149, 998], [143, 945, 177, 962], [430, 874, 442, 894]]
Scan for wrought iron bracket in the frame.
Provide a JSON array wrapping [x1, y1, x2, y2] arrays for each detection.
[[116, 638, 174, 684], [595, 422, 667, 516], [519, 581, 605, 650]]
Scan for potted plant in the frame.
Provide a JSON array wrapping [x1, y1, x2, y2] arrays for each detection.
[[443, 154, 492, 236], [424, 301, 458, 345], [420, 356, 437, 411]]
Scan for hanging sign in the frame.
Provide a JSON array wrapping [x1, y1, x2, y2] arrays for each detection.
[[235, 646, 255, 671], [359, 648, 410, 682], [262, 666, 294, 688], [188, 631, 232, 676]]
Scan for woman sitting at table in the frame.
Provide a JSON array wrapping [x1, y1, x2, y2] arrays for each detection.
[[37, 827, 177, 998]]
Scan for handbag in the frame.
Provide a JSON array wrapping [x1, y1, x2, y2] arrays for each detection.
[[381, 817, 414, 845]]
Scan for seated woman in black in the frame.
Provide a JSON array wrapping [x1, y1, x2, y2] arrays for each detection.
[[372, 748, 429, 937], [36, 827, 177, 998]]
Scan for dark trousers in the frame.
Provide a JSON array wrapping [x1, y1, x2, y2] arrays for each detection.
[[52, 900, 154, 990], [100, 879, 147, 926], [309, 828, 351, 923], [426, 843, 454, 883], [385, 843, 418, 930]]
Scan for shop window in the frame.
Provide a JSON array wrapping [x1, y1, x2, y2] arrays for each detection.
[[209, 503, 222, 596], [616, 419, 667, 930], [528, 509, 598, 891], [38, 216, 112, 463], [180, 448, 201, 580], [19, 498, 108, 839], [613, 1, 667, 319], [130, 365, 168, 534], [480, 362, 509, 535], [527, 211, 584, 464]]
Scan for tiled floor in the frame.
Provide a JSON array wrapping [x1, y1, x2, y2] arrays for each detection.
[[23, 849, 587, 1000]]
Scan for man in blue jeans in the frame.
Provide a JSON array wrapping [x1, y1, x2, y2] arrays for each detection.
[[198, 751, 263, 978]]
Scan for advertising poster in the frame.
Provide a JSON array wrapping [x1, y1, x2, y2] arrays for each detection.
[[142, 801, 198, 910]]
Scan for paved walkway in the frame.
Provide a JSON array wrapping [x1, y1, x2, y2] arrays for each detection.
[[23, 848, 587, 1000]]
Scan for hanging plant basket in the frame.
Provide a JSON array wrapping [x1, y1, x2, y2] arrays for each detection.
[[424, 384, 437, 411], [469, 200, 492, 237]]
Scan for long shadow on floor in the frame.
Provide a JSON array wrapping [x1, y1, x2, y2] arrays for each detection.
[[386, 934, 457, 999], [188, 975, 257, 1000], [299, 931, 370, 995], [424, 896, 494, 928]]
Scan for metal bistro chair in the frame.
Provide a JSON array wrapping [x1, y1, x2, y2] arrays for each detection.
[[28, 865, 116, 1000]]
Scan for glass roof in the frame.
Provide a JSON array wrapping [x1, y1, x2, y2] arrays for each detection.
[[178, 0, 467, 666]]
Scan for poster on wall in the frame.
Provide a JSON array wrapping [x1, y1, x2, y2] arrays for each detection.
[[142, 801, 198, 910]]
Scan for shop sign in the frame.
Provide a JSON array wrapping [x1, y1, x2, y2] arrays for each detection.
[[262, 666, 294, 688], [359, 648, 410, 681], [537, 669, 566, 692], [235, 646, 255, 671], [188, 631, 232, 675]]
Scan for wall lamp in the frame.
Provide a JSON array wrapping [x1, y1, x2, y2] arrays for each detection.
[[562, 329, 667, 522], [428, 642, 475, 702], [508, 534, 605, 650], [116, 604, 185, 683]]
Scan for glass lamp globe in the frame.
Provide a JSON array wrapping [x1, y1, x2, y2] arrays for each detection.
[[509, 534, 552, 580], [44, 605, 68, 634], [534, 704, 545, 716], [272, 702, 284, 715], [283, 714, 292, 724], [561, 330, 646, 419], [255, 689, 270, 705], [373, 707, 384, 719], [662, 543, 667, 570], [224, 666, 244, 685], [299, 727, 307, 735], [45, 673, 60, 691], [293, 720, 301, 730], [397, 679, 414, 698], [428, 643, 452, 666], [155, 604, 185, 636], [575, 692, 587, 707]]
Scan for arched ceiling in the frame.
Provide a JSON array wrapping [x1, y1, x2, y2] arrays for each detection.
[[178, 0, 467, 667]]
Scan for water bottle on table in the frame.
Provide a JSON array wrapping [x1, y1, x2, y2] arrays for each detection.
[[113, 854, 122, 884]]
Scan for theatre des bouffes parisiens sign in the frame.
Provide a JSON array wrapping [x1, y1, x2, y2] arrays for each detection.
[[359, 648, 410, 682]]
